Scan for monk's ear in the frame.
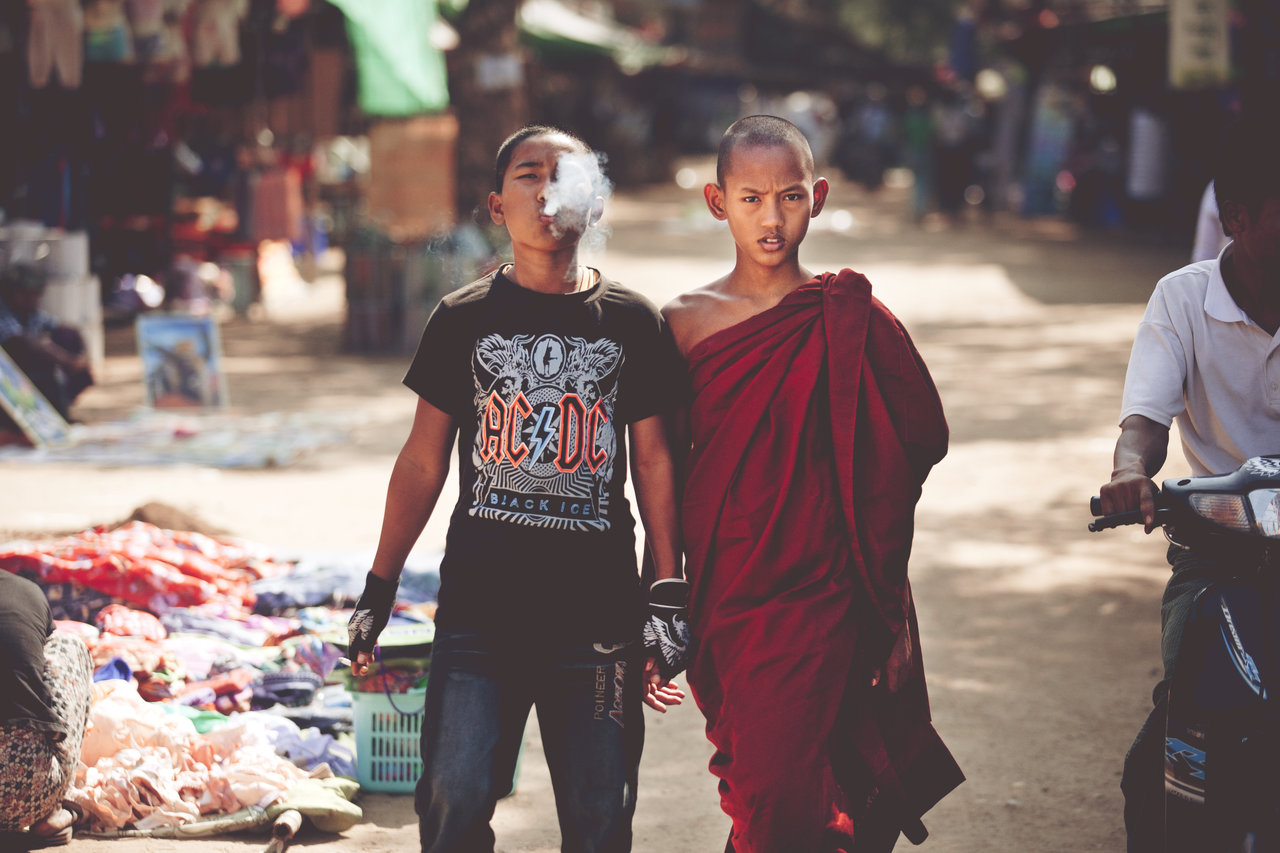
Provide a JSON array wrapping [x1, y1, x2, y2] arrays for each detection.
[[704, 183, 728, 221], [811, 177, 830, 218], [487, 191, 505, 226]]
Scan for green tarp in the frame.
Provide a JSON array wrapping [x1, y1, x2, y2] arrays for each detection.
[[328, 0, 450, 116], [444, 0, 673, 74]]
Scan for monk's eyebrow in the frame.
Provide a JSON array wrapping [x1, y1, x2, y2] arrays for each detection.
[[512, 160, 543, 172], [737, 183, 805, 193]]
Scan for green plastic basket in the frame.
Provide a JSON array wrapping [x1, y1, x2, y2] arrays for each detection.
[[351, 688, 524, 796], [352, 687, 427, 793]]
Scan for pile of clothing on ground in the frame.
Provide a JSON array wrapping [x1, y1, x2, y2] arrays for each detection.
[[0, 519, 439, 840]]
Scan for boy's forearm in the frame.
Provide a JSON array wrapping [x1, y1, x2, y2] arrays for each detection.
[[640, 504, 681, 581], [634, 462, 682, 579], [370, 401, 456, 581], [370, 452, 447, 581], [630, 415, 684, 581]]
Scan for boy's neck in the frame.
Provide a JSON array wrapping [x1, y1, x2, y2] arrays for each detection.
[[726, 256, 813, 298], [505, 248, 588, 294]]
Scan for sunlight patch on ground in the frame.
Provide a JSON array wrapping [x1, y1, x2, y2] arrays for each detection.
[[849, 263, 1044, 325], [927, 675, 999, 693], [923, 438, 1112, 515], [919, 532, 1166, 593]]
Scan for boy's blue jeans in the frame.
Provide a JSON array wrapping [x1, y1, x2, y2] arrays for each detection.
[[415, 630, 644, 853]]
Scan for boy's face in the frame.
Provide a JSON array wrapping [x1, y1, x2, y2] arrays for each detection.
[[705, 142, 828, 270], [488, 134, 599, 250]]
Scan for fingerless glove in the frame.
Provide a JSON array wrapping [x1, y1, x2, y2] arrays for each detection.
[[347, 571, 399, 659], [642, 577, 691, 680]]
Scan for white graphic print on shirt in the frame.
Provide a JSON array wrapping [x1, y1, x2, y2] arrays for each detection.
[[469, 333, 622, 531]]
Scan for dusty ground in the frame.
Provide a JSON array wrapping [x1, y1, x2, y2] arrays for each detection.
[[0, 166, 1192, 852]]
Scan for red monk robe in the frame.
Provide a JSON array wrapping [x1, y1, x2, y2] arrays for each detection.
[[682, 270, 963, 853]]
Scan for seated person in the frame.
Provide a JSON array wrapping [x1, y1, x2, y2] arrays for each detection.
[[0, 264, 93, 423], [0, 571, 93, 849]]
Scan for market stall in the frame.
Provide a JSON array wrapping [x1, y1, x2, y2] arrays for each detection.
[[0, 515, 443, 843]]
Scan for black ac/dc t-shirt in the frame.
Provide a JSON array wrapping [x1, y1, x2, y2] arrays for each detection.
[[403, 267, 685, 645]]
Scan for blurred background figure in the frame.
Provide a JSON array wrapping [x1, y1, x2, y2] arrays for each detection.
[[1064, 104, 1125, 231], [1191, 179, 1231, 262], [0, 571, 93, 849], [900, 84, 936, 222], [934, 86, 976, 220], [0, 264, 94, 422], [1123, 105, 1172, 234], [836, 81, 894, 192], [1020, 83, 1074, 218]]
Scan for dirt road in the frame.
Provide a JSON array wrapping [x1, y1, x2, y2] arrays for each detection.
[[3, 169, 1190, 852]]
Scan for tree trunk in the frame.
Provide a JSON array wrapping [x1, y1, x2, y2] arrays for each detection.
[[449, 0, 530, 224]]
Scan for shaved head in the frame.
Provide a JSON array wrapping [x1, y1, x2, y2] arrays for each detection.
[[716, 115, 815, 186]]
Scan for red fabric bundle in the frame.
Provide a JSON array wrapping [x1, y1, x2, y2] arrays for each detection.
[[95, 604, 168, 642], [0, 522, 289, 614]]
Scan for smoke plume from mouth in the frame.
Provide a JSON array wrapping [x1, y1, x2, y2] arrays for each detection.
[[543, 150, 613, 252]]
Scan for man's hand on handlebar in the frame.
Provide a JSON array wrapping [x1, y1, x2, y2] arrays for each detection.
[[1100, 465, 1160, 533]]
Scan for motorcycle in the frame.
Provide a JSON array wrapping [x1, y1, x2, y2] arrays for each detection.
[[1090, 455, 1280, 852]]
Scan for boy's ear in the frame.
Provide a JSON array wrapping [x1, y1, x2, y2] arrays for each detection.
[[487, 191, 505, 226], [589, 195, 605, 226], [811, 177, 830, 219], [704, 183, 728, 221]]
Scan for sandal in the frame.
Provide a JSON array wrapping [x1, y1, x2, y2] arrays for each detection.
[[0, 825, 72, 849], [22, 806, 78, 849]]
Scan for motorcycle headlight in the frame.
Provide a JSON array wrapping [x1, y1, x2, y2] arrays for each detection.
[[1248, 489, 1280, 538], [1189, 493, 1253, 533]]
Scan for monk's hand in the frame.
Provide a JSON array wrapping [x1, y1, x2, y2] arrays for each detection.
[[871, 624, 914, 693], [642, 578, 691, 682], [347, 571, 398, 677]]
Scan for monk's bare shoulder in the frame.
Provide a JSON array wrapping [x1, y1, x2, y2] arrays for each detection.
[[662, 277, 734, 357]]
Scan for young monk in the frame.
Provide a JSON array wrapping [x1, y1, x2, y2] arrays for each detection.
[[663, 115, 963, 852]]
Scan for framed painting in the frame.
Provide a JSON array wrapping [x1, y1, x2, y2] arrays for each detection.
[[136, 314, 228, 409], [0, 345, 70, 446]]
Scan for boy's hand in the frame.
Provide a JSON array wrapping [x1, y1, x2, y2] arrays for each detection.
[[642, 666, 685, 712], [347, 571, 398, 676], [642, 578, 691, 681]]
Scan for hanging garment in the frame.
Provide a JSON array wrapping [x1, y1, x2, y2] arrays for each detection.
[[28, 0, 85, 89], [191, 0, 247, 68]]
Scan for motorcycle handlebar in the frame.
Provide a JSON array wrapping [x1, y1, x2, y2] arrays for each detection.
[[1088, 495, 1167, 532], [1087, 509, 1147, 532]]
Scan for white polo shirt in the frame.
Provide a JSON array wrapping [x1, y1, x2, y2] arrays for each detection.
[[1120, 246, 1280, 476]]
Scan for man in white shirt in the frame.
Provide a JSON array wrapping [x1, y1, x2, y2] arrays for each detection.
[[1098, 113, 1280, 852]]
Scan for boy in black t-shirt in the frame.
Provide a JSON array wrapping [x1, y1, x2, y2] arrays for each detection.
[[347, 126, 689, 853]]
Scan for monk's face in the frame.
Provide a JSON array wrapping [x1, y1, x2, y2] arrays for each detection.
[[707, 142, 828, 270]]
